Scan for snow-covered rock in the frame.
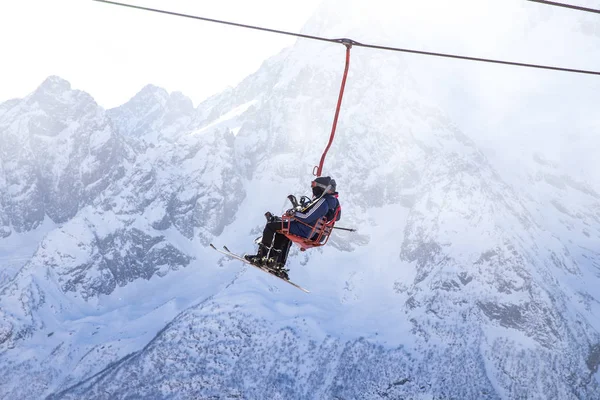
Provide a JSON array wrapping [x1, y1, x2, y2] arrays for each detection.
[[1, 0, 599, 399]]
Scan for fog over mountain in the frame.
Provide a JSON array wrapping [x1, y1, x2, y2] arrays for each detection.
[[1, 0, 599, 399]]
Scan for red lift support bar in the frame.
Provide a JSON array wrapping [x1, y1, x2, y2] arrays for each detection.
[[314, 40, 354, 177]]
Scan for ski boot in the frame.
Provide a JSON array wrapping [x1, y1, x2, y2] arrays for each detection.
[[273, 266, 290, 281], [244, 244, 268, 266], [265, 258, 290, 280], [243, 254, 263, 265]]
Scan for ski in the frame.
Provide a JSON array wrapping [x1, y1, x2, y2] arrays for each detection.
[[210, 244, 310, 293]]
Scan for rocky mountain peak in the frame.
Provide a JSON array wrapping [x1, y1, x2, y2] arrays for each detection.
[[36, 75, 72, 95], [1, 3, 599, 397], [107, 84, 194, 144], [131, 84, 170, 106], [26, 76, 97, 120]]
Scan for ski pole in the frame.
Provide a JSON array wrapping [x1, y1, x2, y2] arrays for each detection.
[[333, 226, 356, 232]]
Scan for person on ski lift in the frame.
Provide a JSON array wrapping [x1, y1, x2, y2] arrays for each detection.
[[244, 176, 341, 280]]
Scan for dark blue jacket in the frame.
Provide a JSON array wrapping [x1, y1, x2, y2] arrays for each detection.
[[289, 194, 341, 238]]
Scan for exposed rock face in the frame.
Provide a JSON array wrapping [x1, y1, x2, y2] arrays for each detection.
[[1, 1, 600, 399], [0, 76, 126, 232]]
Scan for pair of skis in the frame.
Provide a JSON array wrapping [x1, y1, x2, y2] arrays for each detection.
[[210, 244, 309, 293]]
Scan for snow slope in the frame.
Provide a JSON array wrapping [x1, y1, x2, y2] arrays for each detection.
[[1, 0, 599, 399]]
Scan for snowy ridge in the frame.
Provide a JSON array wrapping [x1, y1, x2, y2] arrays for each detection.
[[1, 0, 600, 398]]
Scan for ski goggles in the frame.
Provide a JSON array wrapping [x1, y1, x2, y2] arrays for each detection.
[[311, 181, 328, 189], [311, 180, 334, 193]]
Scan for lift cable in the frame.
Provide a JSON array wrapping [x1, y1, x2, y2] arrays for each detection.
[[93, 0, 600, 77], [526, 0, 600, 15]]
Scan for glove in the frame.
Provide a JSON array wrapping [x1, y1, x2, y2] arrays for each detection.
[[287, 195, 299, 208], [285, 208, 296, 217], [299, 196, 311, 208]]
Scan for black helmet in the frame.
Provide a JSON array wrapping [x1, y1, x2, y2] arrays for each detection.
[[312, 176, 337, 197]]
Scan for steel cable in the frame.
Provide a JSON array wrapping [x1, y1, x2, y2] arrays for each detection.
[[93, 0, 600, 77]]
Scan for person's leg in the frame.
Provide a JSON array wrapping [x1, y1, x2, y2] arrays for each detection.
[[267, 232, 291, 279], [246, 221, 282, 263], [272, 233, 292, 265], [261, 221, 282, 252], [281, 238, 292, 265]]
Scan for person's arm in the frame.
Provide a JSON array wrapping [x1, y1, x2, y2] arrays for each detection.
[[332, 197, 341, 221], [293, 198, 328, 225]]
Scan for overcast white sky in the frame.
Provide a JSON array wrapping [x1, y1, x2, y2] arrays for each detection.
[[0, 0, 322, 108], [1, 0, 599, 185]]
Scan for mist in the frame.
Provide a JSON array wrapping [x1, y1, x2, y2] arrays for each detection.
[[1, 1, 600, 398], [303, 0, 600, 189]]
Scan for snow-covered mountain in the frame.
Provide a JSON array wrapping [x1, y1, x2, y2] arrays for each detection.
[[1, 0, 600, 399]]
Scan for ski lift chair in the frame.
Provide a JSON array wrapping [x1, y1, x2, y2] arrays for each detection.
[[280, 208, 340, 251]]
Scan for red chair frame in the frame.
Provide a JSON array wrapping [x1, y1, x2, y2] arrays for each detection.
[[280, 208, 340, 252]]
